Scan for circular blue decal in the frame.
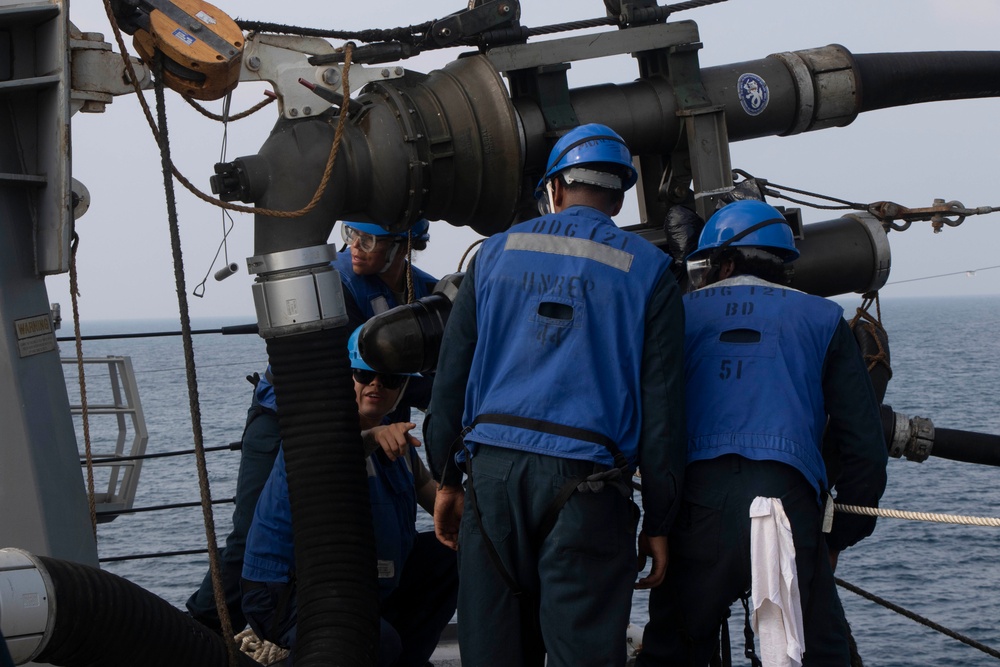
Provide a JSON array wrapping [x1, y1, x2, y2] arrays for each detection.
[[737, 73, 769, 116]]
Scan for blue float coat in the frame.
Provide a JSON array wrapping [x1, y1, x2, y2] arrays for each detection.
[[333, 248, 437, 326], [683, 280, 843, 500], [243, 434, 418, 598], [461, 206, 672, 469]]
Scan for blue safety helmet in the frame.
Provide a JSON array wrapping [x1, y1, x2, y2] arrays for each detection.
[[534, 123, 638, 199], [688, 200, 800, 262], [348, 325, 375, 372], [342, 218, 430, 243], [347, 325, 420, 376]]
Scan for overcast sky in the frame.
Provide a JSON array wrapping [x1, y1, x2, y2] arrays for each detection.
[[56, 0, 1000, 323]]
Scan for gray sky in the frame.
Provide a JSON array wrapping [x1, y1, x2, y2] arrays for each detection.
[[57, 0, 1000, 323]]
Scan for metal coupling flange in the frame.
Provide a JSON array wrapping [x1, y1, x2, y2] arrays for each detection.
[[903, 415, 935, 462], [888, 411, 935, 462], [0, 548, 54, 665], [247, 244, 348, 339]]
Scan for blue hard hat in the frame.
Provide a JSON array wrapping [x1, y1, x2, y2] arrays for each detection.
[[534, 123, 638, 198], [343, 219, 430, 242], [689, 200, 800, 262], [409, 218, 430, 243], [348, 325, 419, 376], [348, 325, 374, 371]]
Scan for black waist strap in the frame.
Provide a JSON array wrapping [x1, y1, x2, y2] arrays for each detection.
[[473, 413, 629, 470], [240, 577, 267, 592]]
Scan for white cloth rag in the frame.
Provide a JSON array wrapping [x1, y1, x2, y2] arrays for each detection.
[[750, 496, 805, 667]]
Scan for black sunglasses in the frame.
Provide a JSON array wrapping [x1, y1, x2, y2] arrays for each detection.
[[352, 368, 407, 390]]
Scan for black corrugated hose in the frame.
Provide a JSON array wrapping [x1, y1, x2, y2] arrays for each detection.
[[266, 326, 380, 666], [32, 556, 262, 667]]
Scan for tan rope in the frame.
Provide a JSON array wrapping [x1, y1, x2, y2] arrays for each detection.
[[458, 237, 485, 271], [235, 628, 290, 666], [150, 54, 239, 666], [100, 0, 352, 219], [69, 234, 98, 538], [836, 503, 1000, 527], [848, 292, 891, 374], [93, 12, 348, 662], [405, 235, 415, 304]]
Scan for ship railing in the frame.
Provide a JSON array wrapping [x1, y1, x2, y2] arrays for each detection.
[[61, 355, 149, 523]]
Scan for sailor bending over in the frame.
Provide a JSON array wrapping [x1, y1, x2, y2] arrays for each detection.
[[241, 326, 457, 667], [186, 219, 437, 634], [637, 200, 888, 666]]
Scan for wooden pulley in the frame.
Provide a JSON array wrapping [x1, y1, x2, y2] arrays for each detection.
[[132, 0, 244, 100]]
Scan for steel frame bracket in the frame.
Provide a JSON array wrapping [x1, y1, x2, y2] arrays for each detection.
[[240, 33, 403, 120], [660, 41, 734, 223]]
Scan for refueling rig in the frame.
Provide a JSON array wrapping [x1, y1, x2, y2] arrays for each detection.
[[3, 1, 1000, 665]]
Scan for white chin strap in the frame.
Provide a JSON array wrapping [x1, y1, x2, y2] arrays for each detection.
[[379, 240, 403, 274], [536, 181, 555, 216], [389, 377, 411, 411]]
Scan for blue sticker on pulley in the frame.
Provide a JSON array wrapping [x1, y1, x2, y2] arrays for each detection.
[[737, 73, 769, 116], [172, 28, 197, 47]]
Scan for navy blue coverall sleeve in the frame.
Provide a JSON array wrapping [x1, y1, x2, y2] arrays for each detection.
[[823, 318, 889, 552], [425, 259, 479, 488], [638, 269, 687, 537]]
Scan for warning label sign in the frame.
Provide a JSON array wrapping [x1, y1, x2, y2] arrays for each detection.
[[14, 314, 56, 358]]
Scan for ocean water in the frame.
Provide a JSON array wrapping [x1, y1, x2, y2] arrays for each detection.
[[59, 296, 1000, 666]]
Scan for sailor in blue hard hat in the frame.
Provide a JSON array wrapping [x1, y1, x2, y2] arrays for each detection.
[[185, 219, 438, 632], [638, 198, 887, 666], [534, 122, 639, 216], [426, 123, 687, 667], [335, 218, 439, 426], [685, 198, 800, 289], [242, 325, 457, 667], [341, 219, 431, 275], [347, 323, 416, 423], [335, 219, 437, 328]]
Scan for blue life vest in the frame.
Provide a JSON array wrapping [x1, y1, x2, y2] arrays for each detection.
[[683, 280, 844, 500], [243, 437, 419, 599], [367, 448, 418, 594], [463, 206, 672, 468], [242, 448, 294, 583], [254, 370, 277, 412], [333, 249, 438, 318]]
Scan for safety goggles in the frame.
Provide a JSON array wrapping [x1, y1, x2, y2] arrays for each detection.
[[342, 225, 393, 253], [536, 179, 557, 216], [686, 257, 715, 290], [352, 368, 408, 390]]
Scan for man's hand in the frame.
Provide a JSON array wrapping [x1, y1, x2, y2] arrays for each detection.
[[635, 531, 669, 590], [829, 548, 840, 573], [371, 422, 419, 461], [434, 485, 465, 551]]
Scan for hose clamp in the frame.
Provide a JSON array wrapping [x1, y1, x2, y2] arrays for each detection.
[[248, 244, 348, 338], [904, 415, 935, 463], [889, 411, 935, 462]]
